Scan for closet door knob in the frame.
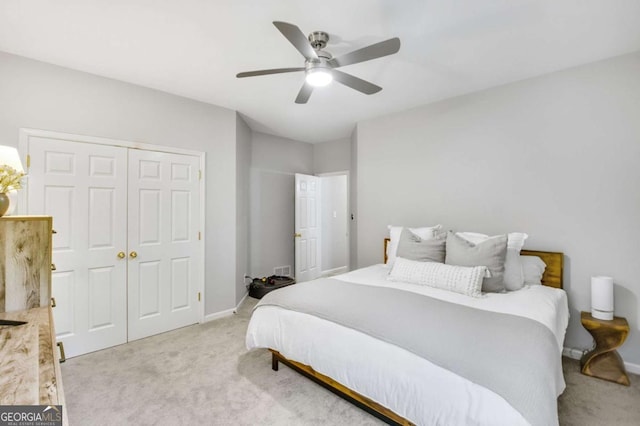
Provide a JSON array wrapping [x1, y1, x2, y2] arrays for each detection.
[[129, 251, 138, 259], [117, 251, 126, 259]]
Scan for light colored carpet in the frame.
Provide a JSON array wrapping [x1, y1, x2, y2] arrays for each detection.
[[61, 297, 640, 425]]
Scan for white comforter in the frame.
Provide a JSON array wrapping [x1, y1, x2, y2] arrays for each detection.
[[246, 264, 569, 426]]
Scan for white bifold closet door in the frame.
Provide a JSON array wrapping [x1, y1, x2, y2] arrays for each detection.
[[27, 136, 201, 357], [127, 150, 200, 341], [28, 137, 128, 357]]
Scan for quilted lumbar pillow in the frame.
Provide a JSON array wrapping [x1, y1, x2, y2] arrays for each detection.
[[388, 257, 486, 298]]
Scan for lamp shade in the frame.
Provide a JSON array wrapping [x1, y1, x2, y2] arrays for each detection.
[[0, 145, 24, 173], [591, 276, 614, 320]]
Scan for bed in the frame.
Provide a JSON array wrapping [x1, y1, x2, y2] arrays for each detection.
[[246, 238, 568, 426]]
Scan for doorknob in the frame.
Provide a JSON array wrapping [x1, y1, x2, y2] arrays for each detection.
[[117, 251, 126, 259], [294, 233, 302, 238], [130, 251, 138, 259]]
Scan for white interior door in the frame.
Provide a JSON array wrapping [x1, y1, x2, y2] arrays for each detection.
[[128, 149, 200, 341], [294, 173, 321, 282], [27, 137, 128, 357]]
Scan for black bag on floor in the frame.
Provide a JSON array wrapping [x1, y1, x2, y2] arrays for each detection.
[[248, 275, 296, 299]]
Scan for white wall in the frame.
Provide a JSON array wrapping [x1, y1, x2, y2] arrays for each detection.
[[356, 51, 640, 365], [249, 132, 313, 277], [249, 135, 355, 278], [320, 175, 348, 273], [235, 114, 251, 304], [313, 138, 351, 173], [0, 51, 240, 315]]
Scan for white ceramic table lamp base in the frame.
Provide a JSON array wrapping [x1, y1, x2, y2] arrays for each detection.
[[591, 276, 614, 320]]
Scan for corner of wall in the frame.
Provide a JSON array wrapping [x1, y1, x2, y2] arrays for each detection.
[[235, 113, 252, 305], [350, 125, 358, 270]]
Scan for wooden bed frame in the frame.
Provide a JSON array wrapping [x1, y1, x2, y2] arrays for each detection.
[[269, 239, 565, 425], [270, 349, 413, 425]]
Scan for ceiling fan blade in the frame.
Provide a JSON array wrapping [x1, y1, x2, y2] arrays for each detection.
[[328, 38, 400, 68], [295, 82, 314, 104], [273, 21, 318, 60], [332, 70, 382, 95], [236, 67, 305, 78]]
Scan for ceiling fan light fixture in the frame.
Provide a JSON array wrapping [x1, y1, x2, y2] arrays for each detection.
[[305, 68, 333, 87], [237, 21, 401, 103]]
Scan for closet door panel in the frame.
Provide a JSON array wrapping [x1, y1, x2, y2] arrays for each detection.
[[128, 150, 200, 341], [27, 137, 128, 357]]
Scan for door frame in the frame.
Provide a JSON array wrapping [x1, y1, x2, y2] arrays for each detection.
[[18, 128, 207, 323], [316, 171, 351, 273]]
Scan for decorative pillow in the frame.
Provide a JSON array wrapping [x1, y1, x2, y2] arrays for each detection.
[[396, 228, 446, 263], [521, 256, 547, 286], [445, 231, 508, 293], [457, 232, 528, 291], [387, 224, 442, 267], [388, 257, 486, 298]]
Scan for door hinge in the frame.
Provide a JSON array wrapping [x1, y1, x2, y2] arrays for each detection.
[[199, 170, 202, 180], [198, 231, 201, 240], [198, 292, 201, 302], [26, 154, 31, 168]]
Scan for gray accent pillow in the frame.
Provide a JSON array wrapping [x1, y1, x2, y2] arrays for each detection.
[[445, 231, 508, 293], [396, 228, 446, 263]]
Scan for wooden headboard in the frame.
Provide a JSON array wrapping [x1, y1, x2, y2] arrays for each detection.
[[383, 238, 563, 289], [520, 249, 563, 289]]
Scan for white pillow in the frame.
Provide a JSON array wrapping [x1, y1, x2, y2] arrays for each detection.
[[388, 257, 486, 298], [387, 225, 442, 267], [456, 232, 528, 291], [521, 255, 547, 286]]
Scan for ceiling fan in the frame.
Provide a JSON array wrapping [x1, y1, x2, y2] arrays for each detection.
[[236, 21, 401, 104]]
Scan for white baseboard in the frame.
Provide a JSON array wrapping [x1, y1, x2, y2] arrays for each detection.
[[563, 346, 640, 375], [234, 291, 249, 313], [321, 266, 348, 277], [562, 347, 585, 360], [203, 291, 249, 323], [625, 361, 640, 375], [204, 308, 235, 322]]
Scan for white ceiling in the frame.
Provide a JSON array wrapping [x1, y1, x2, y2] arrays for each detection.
[[1, 1, 639, 143]]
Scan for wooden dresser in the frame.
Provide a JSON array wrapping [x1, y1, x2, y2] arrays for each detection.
[[0, 307, 66, 405], [0, 215, 53, 311], [0, 216, 68, 424]]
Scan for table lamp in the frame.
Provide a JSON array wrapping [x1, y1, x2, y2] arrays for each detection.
[[591, 276, 614, 320], [0, 145, 25, 216]]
